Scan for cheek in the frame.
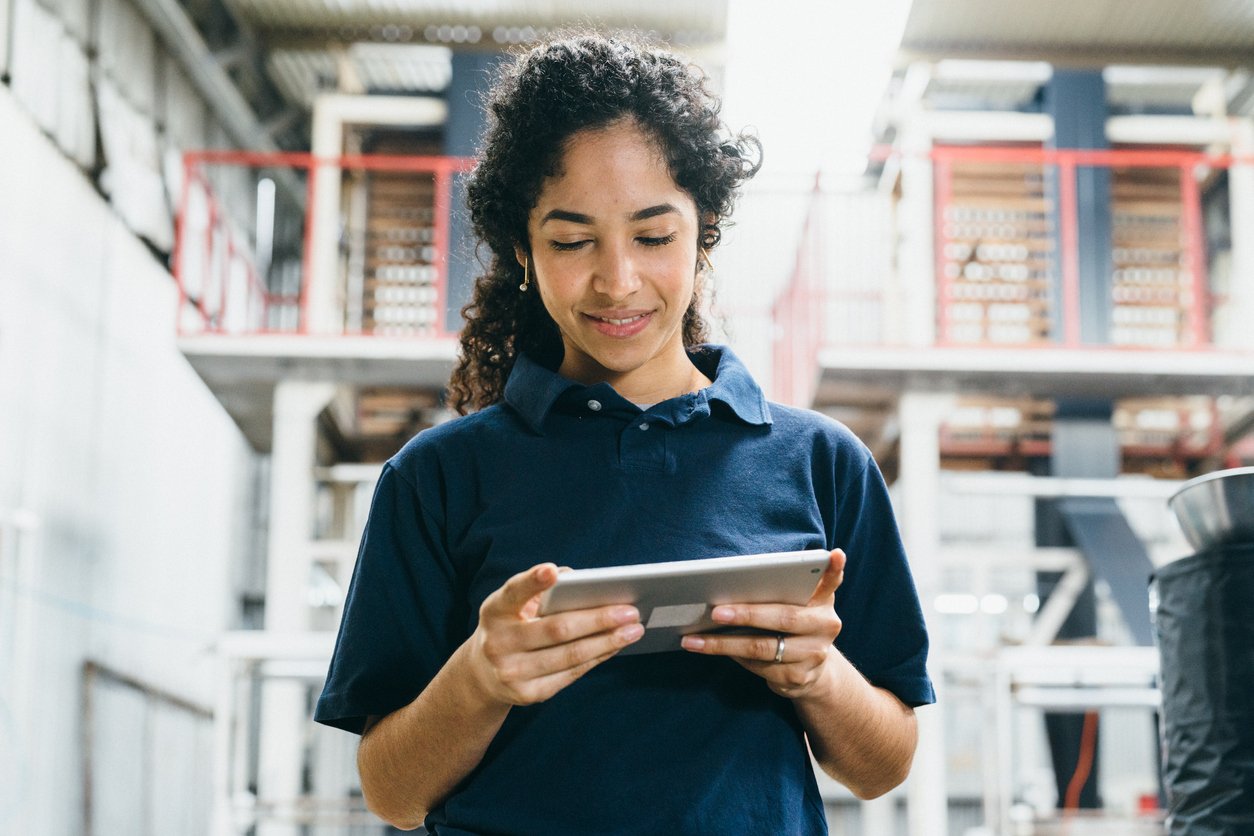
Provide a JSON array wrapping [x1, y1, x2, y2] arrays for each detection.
[[532, 266, 582, 325]]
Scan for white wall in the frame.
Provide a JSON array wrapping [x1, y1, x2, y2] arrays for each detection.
[[0, 86, 257, 835]]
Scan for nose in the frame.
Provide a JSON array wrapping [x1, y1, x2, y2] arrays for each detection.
[[590, 241, 642, 301]]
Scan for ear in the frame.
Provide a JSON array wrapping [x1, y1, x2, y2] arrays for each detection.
[[514, 244, 528, 268]]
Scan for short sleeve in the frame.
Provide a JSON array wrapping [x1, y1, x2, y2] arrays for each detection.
[[830, 454, 936, 708], [314, 461, 467, 734]]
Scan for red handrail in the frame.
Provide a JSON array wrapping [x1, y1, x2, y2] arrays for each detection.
[[174, 151, 476, 339]]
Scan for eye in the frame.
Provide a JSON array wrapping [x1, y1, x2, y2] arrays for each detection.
[[549, 239, 590, 252], [638, 232, 677, 247]]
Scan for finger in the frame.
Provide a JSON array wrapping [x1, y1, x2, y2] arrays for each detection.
[[681, 631, 827, 664], [523, 620, 645, 677], [708, 603, 840, 638], [487, 563, 560, 618], [514, 604, 641, 652], [807, 549, 846, 606], [514, 643, 627, 704]]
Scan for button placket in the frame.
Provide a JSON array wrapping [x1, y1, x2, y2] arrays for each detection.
[[619, 415, 667, 471]]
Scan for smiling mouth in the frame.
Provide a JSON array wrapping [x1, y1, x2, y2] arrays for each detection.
[[590, 314, 648, 325], [582, 310, 655, 336]]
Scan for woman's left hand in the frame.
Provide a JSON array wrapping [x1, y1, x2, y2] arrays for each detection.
[[680, 549, 846, 699]]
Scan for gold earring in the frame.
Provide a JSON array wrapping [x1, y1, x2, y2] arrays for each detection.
[[699, 248, 714, 273], [519, 258, 530, 292]]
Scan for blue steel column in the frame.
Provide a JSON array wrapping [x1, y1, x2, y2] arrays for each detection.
[[1044, 70, 1113, 343], [444, 51, 506, 333], [1038, 69, 1113, 813]]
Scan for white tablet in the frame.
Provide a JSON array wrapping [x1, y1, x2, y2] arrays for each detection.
[[536, 549, 831, 655]]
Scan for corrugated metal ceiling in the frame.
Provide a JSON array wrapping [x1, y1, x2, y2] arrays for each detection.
[[268, 44, 452, 104], [902, 0, 1254, 65], [230, 0, 727, 115], [228, 0, 726, 44]]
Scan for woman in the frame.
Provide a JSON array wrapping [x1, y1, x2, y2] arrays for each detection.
[[315, 34, 934, 835]]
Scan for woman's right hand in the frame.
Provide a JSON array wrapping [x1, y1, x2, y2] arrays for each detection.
[[465, 563, 644, 706]]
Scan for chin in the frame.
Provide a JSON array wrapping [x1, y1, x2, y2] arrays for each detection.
[[570, 344, 652, 376]]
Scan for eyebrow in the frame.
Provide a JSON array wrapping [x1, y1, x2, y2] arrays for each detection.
[[539, 203, 681, 226]]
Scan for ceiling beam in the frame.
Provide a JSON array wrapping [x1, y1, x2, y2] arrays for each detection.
[[128, 0, 306, 206], [897, 45, 1254, 72], [258, 27, 720, 54]]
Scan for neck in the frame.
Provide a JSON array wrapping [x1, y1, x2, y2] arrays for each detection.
[[559, 344, 712, 404]]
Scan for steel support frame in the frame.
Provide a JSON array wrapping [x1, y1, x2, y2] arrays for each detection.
[[982, 646, 1160, 835]]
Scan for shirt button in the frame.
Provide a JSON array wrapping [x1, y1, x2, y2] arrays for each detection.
[[587, 399, 602, 412], [638, 422, 650, 431]]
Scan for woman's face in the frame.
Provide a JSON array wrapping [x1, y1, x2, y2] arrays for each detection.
[[521, 118, 701, 392]]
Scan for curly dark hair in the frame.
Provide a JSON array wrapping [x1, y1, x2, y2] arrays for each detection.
[[447, 33, 762, 414]]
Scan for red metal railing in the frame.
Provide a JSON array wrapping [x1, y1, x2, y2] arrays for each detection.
[[173, 150, 476, 338], [929, 144, 1223, 349], [770, 144, 1254, 404]]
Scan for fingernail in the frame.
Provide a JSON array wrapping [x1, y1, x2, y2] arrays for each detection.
[[681, 636, 705, 650], [711, 606, 735, 623], [613, 607, 640, 625], [619, 624, 644, 642]]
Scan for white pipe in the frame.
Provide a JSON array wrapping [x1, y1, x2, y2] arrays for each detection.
[[1228, 119, 1254, 350], [934, 60, 1052, 85], [314, 463, 383, 484], [211, 656, 238, 836], [896, 122, 935, 347], [1023, 561, 1089, 647], [1106, 115, 1232, 146], [308, 94, 447, 335], [942, 473, 1183, 499], [920, 111, 1054, 144]]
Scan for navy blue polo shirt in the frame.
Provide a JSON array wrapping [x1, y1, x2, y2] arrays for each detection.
[[315, 345, 934, 835]]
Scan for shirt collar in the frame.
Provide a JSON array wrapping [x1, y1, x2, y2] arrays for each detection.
[[503, 345, 773, 434]]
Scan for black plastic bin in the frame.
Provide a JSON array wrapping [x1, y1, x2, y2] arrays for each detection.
[[1151, 543, 1254, 835]]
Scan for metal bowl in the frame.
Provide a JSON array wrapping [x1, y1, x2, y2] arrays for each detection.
[[1168, 466, 1254, 552]]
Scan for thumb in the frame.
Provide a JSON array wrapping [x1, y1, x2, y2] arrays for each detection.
[[491, 563, 560, 618], [807, 549, 846, 606]]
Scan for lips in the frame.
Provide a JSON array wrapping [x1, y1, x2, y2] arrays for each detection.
[[583, 310, 654, 337]]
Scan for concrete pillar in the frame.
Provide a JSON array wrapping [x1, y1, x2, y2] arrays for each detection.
[[1228, 118, 1254, 349], [308, 99, 347, 336], [896, 70, 937, 349], [897, 391, 953, 836], [256, 380, 336, 836]]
